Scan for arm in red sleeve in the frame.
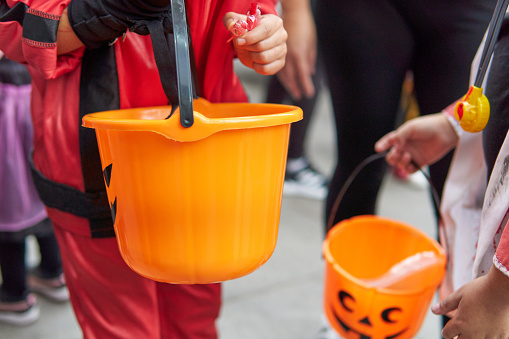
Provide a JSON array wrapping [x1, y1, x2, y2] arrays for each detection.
[[0, 0, 83, 79], [494, 218, 509, 277]]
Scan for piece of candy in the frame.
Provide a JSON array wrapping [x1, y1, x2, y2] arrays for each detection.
[[227, 3, 261, 42]]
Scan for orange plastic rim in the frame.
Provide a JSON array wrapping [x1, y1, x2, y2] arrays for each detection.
[[82, 98, 302, 284]]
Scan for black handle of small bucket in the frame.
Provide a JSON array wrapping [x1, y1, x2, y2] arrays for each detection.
[[171, 0, 194, 128], [326, 153, 442, 234], [474, 0, 509, 87]]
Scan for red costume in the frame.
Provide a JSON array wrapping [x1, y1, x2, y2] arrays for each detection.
[[0, 0, 276, 337]]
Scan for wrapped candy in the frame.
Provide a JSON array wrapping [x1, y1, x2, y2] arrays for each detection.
[[227, 3, 261, 42]]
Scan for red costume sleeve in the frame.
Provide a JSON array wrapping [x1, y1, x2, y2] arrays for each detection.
[[494, 219, 509, 277], [186, 0, 277, 103], [0, 0, 83, 78]]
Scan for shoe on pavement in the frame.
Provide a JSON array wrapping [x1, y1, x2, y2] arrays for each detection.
[[0, 292, 40, 326], [284, 157, 328, 200], [28, 269, 70, 303]]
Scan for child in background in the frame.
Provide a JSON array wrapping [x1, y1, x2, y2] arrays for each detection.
[[374, 16, 509, 336], [0, 53, 69, 326]]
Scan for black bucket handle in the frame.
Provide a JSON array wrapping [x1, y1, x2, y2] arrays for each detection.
[[145, 0, 195, 127], [170, 0, 194, 127], [326, 153, 443, 245]]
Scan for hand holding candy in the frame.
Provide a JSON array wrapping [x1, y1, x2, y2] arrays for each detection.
[[223, 3, 287, 75], [227, 3, 261, 42]]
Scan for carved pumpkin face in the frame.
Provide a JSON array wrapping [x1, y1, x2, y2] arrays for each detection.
[[322, 216, 446, 339], [103, 163, 117, 225], [328, 289, 408, 339]]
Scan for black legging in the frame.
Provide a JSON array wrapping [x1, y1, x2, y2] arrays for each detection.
[[0, 220, 62, 300], [265, 66, 324, 159], [484, 17, 509, 179], [316, 0, 496, 231]]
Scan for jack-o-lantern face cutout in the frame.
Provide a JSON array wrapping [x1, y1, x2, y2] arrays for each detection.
[[330, 290, 407, 339], [103, 163, 117, 225]]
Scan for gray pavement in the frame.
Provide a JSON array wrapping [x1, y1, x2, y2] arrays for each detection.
[[0, 63, 441, 338]]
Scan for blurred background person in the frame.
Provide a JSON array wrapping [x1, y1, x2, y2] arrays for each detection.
[[266, 0, 328, 200], [0, 53, 68, 326]]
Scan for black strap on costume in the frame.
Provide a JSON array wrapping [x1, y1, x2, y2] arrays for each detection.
[[67, 0, 199, 121], [29, 154, 111, 220], [144, 3, 198, 126], [145, 19, 179, 111]]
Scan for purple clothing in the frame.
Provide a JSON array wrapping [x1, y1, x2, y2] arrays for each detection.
[[0, 82, 47, 232]]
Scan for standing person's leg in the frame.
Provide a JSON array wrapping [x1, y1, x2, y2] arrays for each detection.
[[34, 230, 62, 277], [266, 74, 321, 159], [267, 68, 328, 200], [409, 0, 495, 207], [0, 236, 39, 325], [316, 0, 413, 230], [29, 218, 69, 302], [0, 238, 28, 300]]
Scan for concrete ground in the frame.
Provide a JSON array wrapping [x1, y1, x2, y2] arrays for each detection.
[[0, 62, 442, 339]]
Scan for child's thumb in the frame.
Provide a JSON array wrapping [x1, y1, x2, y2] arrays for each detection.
[[223, 12, 243, 30], [431, 290, 462, 315]]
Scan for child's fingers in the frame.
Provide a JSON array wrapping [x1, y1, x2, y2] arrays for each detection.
[[223, 12, 246, 31], [374, 132, 396, 152], [247, 42, 286, 65], [240, 14, 285, 46], [432, 289, 462, 316], [386, 146, 405, 167], [252, 57, 286, 75], [399, 152, 418, 173]]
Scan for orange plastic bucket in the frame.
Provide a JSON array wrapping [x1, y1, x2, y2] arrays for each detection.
[[82, 98, 302, 284], [323, 215, 446, 339]]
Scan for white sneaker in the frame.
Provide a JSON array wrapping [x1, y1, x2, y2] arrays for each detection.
[[0, 293, 40, 326], [284, 157, 328, 200], [28, 271, 70, 303]]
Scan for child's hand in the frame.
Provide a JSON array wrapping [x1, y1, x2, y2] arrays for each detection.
[[223, 12, 287, 75], [374, 113, 458, 174], [432, 265, 509, 339]]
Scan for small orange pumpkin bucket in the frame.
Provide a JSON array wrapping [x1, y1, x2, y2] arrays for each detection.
[[82, 98, 302, 284], [323, 215, 446, 339]]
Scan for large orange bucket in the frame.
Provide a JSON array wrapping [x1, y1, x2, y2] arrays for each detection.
[[323, 215, 446, 339], [82, 98, 302, 284]]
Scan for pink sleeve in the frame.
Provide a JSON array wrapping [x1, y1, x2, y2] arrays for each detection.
[[494, 219, 509, 277], [0, 0, 82, 79]]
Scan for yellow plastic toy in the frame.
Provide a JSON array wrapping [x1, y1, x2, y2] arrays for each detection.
[[454, 0, 509, 132], [82, 98, 302, 284], [454, 85, 490, 133]]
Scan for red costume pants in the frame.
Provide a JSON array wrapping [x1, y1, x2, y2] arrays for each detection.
[[53, 221, 221, 339]]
